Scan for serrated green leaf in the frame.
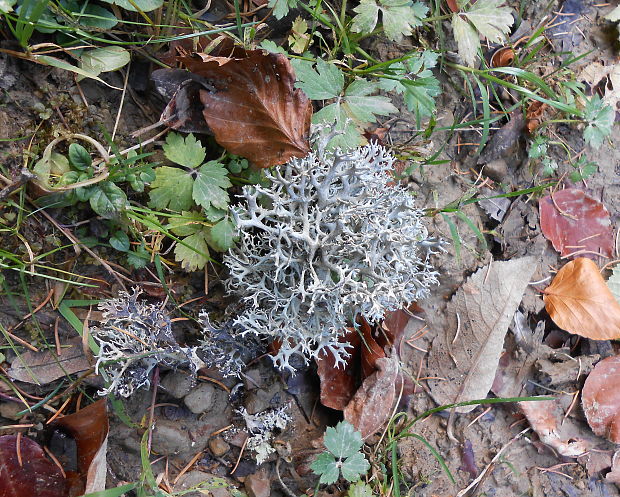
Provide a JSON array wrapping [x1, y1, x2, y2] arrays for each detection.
[[204, 205, 227, 222], [529, 136, 548, 159], [347, 481, 374, 497], [193, 161, 231, 211], [69, 143, 92, 170], [583, 96, 614, 148], [312, 103, 362, 149], [148, 166, 194, 211], [162, 133, 206, 168], [311, 452, 339, 484], [340, 451, 370, 482], [259, 40, 288, 55], [89, 181, 127, 218], [207, 217, 236, 252], [324, 421, 363, 459], [110, 231, 130, 252], [168, 211, 207, 237], [351, 0, 380, 35], [452, 13, 480, 67], [463, 0, 513, 43], [344, 94, 398, 123], [294, 59, 344, 100], [607, 265, 620, 304], [174, 230, 210, 271], [98, 0, 163, 12], [267, 0, 297, 19], [78, 46, 130, 80], [352, 0, 426, 42]]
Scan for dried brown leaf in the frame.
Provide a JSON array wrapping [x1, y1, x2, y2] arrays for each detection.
[[178, 49, 312, 168], [427, 257, 537, 413], [539, 189, 614, 260], [582, 356, 620, 443], [343, 356, 398, 439], [543, 258, 620, 340]]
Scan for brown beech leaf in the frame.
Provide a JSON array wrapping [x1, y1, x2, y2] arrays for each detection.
[[0, 435, 68, 497], [582, 356, 620, 443], [344, 356, 398, 439], [543, 258, 620, 340], [178, 49, 312, 168], [519, 399, 588, 457], [427, 257, 537, 413], [50, 399, 109, 495], [490, 47, 515, 68], [539, 189, 614, 260]]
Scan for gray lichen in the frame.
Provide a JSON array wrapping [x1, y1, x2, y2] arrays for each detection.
[[224, 139, 443, 371], [236, 405, 291, 464], [93, 288, 205, 397]]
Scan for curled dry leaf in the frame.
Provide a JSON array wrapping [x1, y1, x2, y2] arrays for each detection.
[[178, 49, 312, 168], [539, 188, 614, 260], [543, 258, 620, 340], [518, 399, 588, 457], [525, 100, 547, 134], [427, 257, 536, 413], [343, 356, 399, 439], [490, 47, 515, 67], [0, 435, 68, 497], [582, 356, 620, 443]]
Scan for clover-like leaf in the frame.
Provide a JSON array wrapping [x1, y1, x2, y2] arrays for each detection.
[[193, 161, 232, 211], [162, 132, 206, 168], [351, 0, 427, 42], [340, 451, 370, 482], [583, 95, 614, 148], [293, 59, 344, 100], [324, 421, 363, 459], [174, 229, 211, 271], [267, 0, 297, 19], [207, 217, 236, 252], [148, 166, 194, 211], [310, 452, 339, 485]]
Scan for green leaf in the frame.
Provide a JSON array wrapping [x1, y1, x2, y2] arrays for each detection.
[[162, 132, 206, 168], [583, 95, 614, 148], [174, 230, 210, 271], [294, 59, 344, 100], [98, 0, 163, 12], [340, 451, 370, 482], [148, 166, 194, 211], [192, 161, 232, 211], [204, 206, 227, 222], [259, 40, 288, 55], [347, 481, 374, 497], [76, 4, 118, 29], [109, 231, 130, 252], [311, 452, 339, 485], [207, 217, 236, 252], [168, 210, 207, 237], [267, 0, 297, 19], [78, 47, 130, 80], [324, 421, 363, 459], [69, 143, 92, 170], [463, 0, 513, 43], [351, 0, 426, 42], [452, 13, 479, 67], [312, 103, 362, 149], [89, 181, 127, 218], [344, 80, 398, 122], [528, 136, 548, 159], [127, 245, 150, 269], [0, 0, 16, 14], [33, 152, 70, 188]]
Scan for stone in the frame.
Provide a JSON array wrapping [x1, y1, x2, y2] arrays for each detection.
[[175, 470, 233, 497], [184, 383, 217, 414], [244, 469, 271, 497], [0, 401, 23, 420], [481, 158, 508, 182], [160, 371, 195, 399], [151, 419, 192, 455], [209, 436, 230, 457]]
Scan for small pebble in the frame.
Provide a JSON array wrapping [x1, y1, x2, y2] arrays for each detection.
[[184, 383, 216, 414], [209, 436, 230, 457]]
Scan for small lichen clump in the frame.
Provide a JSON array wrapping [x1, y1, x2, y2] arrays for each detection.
[[224, 141, 442, 371], [236, 406, 291, 464], [93, 289, 205, 397]]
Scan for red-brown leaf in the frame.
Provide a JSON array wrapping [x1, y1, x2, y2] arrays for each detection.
[[539, 189, 614, 260], [0, 435, 68, 497], [178, 49, 312, 168], [582, 356, 620, 443]]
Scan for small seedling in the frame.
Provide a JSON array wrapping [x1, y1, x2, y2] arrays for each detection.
[[311, 421, 370, 485]]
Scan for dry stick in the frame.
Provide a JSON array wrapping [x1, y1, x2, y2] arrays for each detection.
[[0, 169, 36, 202], [172, 450, 204, 485], [109, 63, 131, 151], [45, 395, 72, 424], [275, 457, 298, 497], [54, 317, 62, 356], [8, 288, 54, 334], [230, 436, 248, 475], [44, 446, 67, 479], [16, 432, 23, 467]]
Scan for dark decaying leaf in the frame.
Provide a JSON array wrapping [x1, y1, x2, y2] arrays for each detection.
[[0, 435, 68, 497], [50, 399, 109, 495], [582, 356, 620, 443], [427, 257, 537, 413], [539, 188, 614, 260], [178, 50, 312, 168], [8, 336, 91, 385], [343, 356, 399, 439]]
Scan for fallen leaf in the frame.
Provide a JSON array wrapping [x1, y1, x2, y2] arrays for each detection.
[[178, 49, 312, 168], [343, 356, 398, 439], [0, 435, 68, 497], [582, 356, 620, 443], [539, 189, 614, 260], [519, 399, 588, 457], [543, 258, 620, 340], [50, 399, 109, 495], [8, 337, 92, 385], [427, 257, 537, 413], [580, 61, 620, 112], [490, 47, 515, 67], [525, 100, 547, 134]]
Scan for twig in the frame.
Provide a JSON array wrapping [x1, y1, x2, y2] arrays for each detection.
[[0, 169, 36, 202]]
